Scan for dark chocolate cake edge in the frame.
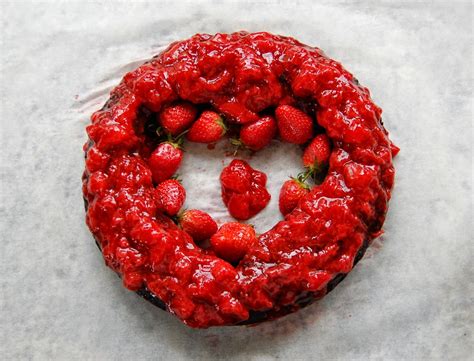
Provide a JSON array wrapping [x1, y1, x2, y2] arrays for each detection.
[[87, 192, 369, 326]]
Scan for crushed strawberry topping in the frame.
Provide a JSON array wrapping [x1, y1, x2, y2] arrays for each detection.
[[83, 32, 397, 328], [220, 159, 271, 220]]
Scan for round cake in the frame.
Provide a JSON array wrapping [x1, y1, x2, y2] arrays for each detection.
[[83, 32, 398, 328]]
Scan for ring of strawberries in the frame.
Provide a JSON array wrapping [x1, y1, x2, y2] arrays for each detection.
[[83, 32, 398, 328]]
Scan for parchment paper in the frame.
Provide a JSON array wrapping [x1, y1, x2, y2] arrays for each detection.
[[1, 1, 472, 360]]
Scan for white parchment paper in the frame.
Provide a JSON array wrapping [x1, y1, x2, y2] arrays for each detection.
[[1, 1, 472, 360]]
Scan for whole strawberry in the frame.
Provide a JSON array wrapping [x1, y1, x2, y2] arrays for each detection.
[[239, 116, 277, 151], [210, 222, 257, 263], [275, 105, 313, 144], [187, 110, 226, 143], [149, 141, 183, 184], [279, 176, 310, 216], [155, 179, 186, 216], [179, 209, 218, 242], [302, 134, 331, 182], [159, 102, 197, 136], [220, 160, 270, 220]]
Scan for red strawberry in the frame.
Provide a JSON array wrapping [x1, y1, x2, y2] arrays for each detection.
[[279, 176, 310, 215], [210, 222, 257, 263], [248, 182, 271, 212], [239, 116, 277, 151], [302, 134, 331, 177], [220, 160, 271, 220], [220, 159, 252, 193], [155, 179, 186, 216], [149, 141, 183, 184], [225, 193, 252, 220], [275, 105, 313, 144], [159, 102, 197, 136], [179, 209, 218, 242], [187, 111, 226, 143]]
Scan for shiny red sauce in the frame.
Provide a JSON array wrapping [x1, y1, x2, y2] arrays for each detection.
[[83, 32, 397, 328]]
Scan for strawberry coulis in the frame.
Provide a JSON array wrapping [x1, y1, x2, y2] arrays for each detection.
[[83, 32, 397, 328]]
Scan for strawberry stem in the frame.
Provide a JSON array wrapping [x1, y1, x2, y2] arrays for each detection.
[[230, 138, 242, 147], [156, 126, 164, 137], [175, 129, 189, 140], [166, 131, 187, 148], [298, 170, 312, 183], [216, 116, 228, 135], [293, 171, 311, 190], [176, 209, 187, 222], [230, 138, 243, 156], [310, 161, 328, 185]]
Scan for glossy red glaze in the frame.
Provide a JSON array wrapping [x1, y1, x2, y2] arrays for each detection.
[[210, 222, 257, 263], [83, 32, 397, 328], [220, 159, 271, 220]]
